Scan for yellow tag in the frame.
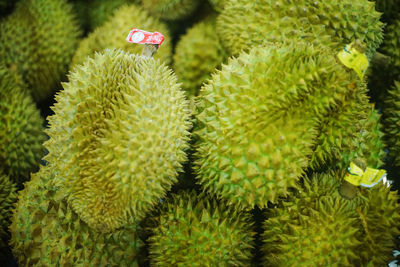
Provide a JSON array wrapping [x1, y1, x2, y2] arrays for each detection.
[[344, 162, 386, 187], [337, 43, 369, 79], [345, 162, 365, 186]]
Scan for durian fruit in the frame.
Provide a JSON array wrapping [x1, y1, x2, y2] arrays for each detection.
[[310, 86, 385, 170], [368, 20, 400, 106], [193, 42, 368, 209], [88, 0, 137, 30], [375, 0, 400, 22], [0, 0, 81, 102], [217, 0, 384, 57], [148, 190, 255, 266], [10, 164, 144, 266], [378, 20, 400, 81], [71, 4, 172, 68], [0, 170, 17, 261], [355, 106, 386, 167], [142, 0, 200, 21], [0, 65, 46, 183], [383, 80, 400, 166], [262, 172, 400, 266], [71, 0, 90, 32], [208, 0, 225, 12], [173, 19, 228, 97], [45, 49, 191, 233]]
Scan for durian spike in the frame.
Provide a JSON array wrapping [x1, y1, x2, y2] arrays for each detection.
[[142, 44, 160, 57]]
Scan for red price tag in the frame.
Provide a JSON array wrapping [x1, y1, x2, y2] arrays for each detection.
[[126, 29, 165, 46]]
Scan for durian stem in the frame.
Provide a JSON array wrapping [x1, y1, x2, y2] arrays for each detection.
[[142, 44, 159, 58], [339, 180, 358, 199]]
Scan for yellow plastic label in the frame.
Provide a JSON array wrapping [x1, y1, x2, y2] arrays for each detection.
[[345, 162, 386, 188], [337, 43, 369, 79]]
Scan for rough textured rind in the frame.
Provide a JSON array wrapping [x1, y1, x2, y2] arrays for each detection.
[[194, 42, 362, 208], [142, 0, 200, 21], [10, 165, 144, 266], [193, 42, 367, 208], [217, 0, 383, 57], [208, 0, 225, 12], [310, 86, 385, 170], [0, 0, 81, 102], [0, 65, 46, 183], [88, 0, 135, 30], [262, 172, 400, 266], [71, 4, 172, 68], [173, 19, 228, 96], [0, 170, 17, 261], [46, 49, 191, 233], [148, 191, 255, 266], [379, 20, 400, 81], [383, 81, 400, 166]]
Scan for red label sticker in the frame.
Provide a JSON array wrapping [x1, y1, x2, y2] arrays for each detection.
[[126, 29, 165, 45]]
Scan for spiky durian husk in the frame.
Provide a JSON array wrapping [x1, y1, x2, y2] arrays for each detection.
[[148, 191, 255, 266], [193, 42, 363, 208], [375, 0, 400, 23], [355, 105, 386, 168], [262, 172, 400, 266], [208, 0, 225, 12], [45, 49, 191, 233], [10, 164, 144, 266], [0, 170, 17, 261], [88, 0, 137, 30], [0, 0, 81, 102], [0, 65, 46, 183], [310, 86, 385, 170], [71, 4, 172, 68], [173, 19, 228, 97], [383, 81, 400, 166], [217, 0, 383, 57], [379, 20, 400, 81], [142, 0, 200, 21]]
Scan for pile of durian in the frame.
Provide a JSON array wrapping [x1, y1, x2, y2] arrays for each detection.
[[1, 0, 400, 266]]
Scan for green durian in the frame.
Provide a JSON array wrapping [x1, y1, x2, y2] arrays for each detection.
[[383, 80, 400, 166], [0, 170, 17, 261], [194, 42, 366, 208], [208, 0, 225, 12], [148, 190, 255, 266], [310, 86, 385, 170], [262, 172, 400, 266], [217, 0, 383, 57], [0, 0, 81, 102], [375, 0, 400, 22], [142, 0, 200, 21], [71, 0, 90, 32], [10, 164, 144, 266], [0, 65, 46, 183], [71, 4, 172, 68], [45, 49, 191, 233], [379, 20, 400, 80], [355, 105, 386, 168], [88, 0, 139, 30], [173, 19, 228, 97]]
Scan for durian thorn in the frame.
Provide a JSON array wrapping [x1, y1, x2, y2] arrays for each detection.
[[356, 207, 375, 245], [142, 44, 159, 58]]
